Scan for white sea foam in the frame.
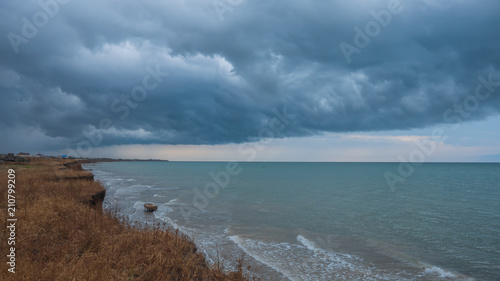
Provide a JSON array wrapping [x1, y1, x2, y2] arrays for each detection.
[[132, 201, 147, 209], [166, 198, 180, 204], [229, 235, 298, 281], [156, 214, 180, 230], [114, 185, 151, 197], [416, 261, 476, 280], [424, 266, 457, 278], [159, 204, 174, 213], [131, 184, 153, 189], [229, 234, 415, 281], [297, 234, 320, 253], [153, 205, 195, 238]]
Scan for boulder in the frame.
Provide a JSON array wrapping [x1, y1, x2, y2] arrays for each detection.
[[144, 203, 158, 212]]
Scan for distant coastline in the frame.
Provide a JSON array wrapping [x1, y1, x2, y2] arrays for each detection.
[[81, 158, 169, 163]]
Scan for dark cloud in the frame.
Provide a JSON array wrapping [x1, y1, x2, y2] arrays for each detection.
[[1, 0, 499, 154]]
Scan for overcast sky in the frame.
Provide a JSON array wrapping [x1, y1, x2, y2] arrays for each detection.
[[1, 0, 499, 161]]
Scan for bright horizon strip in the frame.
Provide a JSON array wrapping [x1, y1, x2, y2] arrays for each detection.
[[49, 115, 500, 163]]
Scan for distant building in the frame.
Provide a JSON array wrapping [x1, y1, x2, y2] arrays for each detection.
[[0, 154, 6, 160], [3, 153, 30, 162], [15, 157, 30, 162], [61, 155, 68, 159], [35, 153, 45, 158]]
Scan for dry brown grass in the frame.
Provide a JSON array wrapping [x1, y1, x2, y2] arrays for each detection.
[[0, 159, 253, 280]]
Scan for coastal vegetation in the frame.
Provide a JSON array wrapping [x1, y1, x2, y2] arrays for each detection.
[[0, 159, 251, 280]]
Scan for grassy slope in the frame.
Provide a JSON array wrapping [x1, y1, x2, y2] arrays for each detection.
[[0, 159, 252, 281]]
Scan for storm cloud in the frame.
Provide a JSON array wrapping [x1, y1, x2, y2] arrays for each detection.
[[1, 0, 499, 153]]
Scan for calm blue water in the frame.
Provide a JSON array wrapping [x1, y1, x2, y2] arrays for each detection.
[[84, 162, 500, 281]]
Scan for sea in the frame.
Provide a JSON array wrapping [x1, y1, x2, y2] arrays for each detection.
[[83, 161, 500, 281]]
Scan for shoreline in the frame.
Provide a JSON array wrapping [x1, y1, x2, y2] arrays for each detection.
[[0, 158, 251, 280], [86, 160, 485, 281], [83, 161, 277, 281]]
